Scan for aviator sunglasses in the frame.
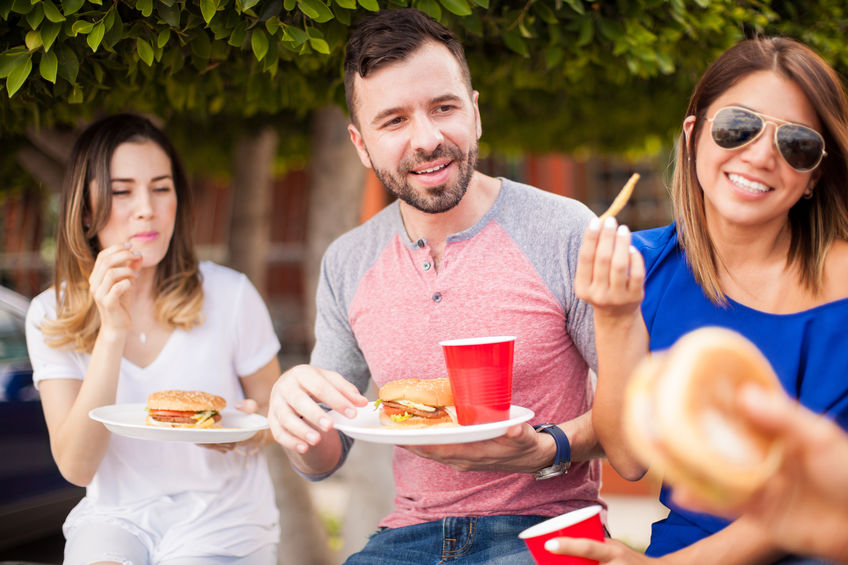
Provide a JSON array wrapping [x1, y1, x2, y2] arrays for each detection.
[[707, 105, 827, 172]]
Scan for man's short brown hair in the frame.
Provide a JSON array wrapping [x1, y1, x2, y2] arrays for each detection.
[[343, 8, 472, 126]]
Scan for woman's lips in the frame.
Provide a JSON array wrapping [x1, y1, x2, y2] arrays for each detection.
[[132, 231, 159, 242]]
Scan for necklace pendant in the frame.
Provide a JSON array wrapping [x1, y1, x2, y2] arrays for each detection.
[[139, 332, 147, 344]]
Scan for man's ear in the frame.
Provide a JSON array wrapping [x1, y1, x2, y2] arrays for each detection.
[[348, 123, 373, 169], [472, 90, 482, 140]]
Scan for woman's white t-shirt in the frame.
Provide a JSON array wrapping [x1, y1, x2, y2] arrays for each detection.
[[25, 262, 281, 559]]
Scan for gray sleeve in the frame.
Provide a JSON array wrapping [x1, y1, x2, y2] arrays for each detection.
[[299, 231, 378, 481], [496, 179, 598, 372]]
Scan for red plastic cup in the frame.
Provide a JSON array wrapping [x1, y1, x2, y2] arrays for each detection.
[[439, 336, 515, 425], [518, 505, 604, 565]]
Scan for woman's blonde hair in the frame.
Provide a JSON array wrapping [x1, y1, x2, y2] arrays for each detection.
[[42, 114, 203, 351], [673, 36, 848, 304]]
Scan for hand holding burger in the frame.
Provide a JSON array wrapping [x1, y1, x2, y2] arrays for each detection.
[[377, 378, 457, 428], [623, 327, 785, 506]]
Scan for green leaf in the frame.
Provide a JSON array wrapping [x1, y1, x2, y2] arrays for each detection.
[[71, 19, 94, 35], [437, 0, 470, 16], [502, 28, 528, 57], [283, 0, 294, 9], [200, 0, 216, 24], [298, 0, 334, 21], [258, 0, 280, 21], [251, 28, 269, 61], [335, 0, 355, 8], [0, 0, 11, 18], [68, 82, 82, 103], [357, 0, 378, 11], [25, 30, 43, 51], [0, 52, 28, 79], [282, 24, 308, 45], [136, 0, 152, 16], [228, 21, 247, 46], [42, 0, 65, 21], [191, 31, 211, 58], [39, 49, 58, 82], [87, 21, 104, 51], [60, 0, 84, 15], [415, 0, 440, 20], [157, 28, 170, 48], [533, 2, 557, 24], [309, 37, 329, 53], [56, 44, 78, 82], [25, 4, 44, 28], [576, 16, 593, 46], [241, 0, 259, 10], [563, 0, 584, 15], [11, 0, 33, 15], [6, 56, 32, 97], [136, 37, 153, 65], [158, 3, 180, 27]]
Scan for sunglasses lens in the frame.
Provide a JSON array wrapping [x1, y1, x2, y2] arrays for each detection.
[[711, 107, 763, 149], [777, 125, 824, 171]]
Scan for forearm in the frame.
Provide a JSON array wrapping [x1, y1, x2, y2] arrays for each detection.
[[560, 410, 603, 462], [592, 311, 650, 479], [46, 330, 125, 485], [284, 428, 345, 477]]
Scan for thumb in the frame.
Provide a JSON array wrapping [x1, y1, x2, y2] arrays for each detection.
[[235, 398, 259, 414]]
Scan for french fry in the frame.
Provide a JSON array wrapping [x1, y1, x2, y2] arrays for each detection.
[[599, 173, 640, 221]]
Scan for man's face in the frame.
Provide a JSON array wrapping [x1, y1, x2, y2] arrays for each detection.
[[348, 41, 482, 214]]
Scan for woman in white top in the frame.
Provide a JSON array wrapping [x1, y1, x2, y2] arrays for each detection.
[[25, 114, 281, 565]]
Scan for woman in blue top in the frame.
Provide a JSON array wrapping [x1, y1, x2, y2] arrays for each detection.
[[559, 37, 848, 564]]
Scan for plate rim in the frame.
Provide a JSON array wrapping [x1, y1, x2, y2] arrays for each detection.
[[330, 402, 535, 444], [88, 402, 269, 443]]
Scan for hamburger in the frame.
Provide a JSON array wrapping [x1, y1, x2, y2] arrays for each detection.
[[146, 390, 226, 429], [623, 327, 784, 505], [377, 378, 457, 428]]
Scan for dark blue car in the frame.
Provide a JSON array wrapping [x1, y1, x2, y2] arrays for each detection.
[[0, 285, 83, 555]]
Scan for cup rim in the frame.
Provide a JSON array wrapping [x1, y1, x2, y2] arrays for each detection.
[[518, 505, 603, 539], [439, 336, 516, 347]]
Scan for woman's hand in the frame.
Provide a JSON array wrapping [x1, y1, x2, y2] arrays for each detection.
[[88, 241, 142, 334], [544, 537, 658, 564], [201, 398, 271, 455], [575, 216, 645, 321]]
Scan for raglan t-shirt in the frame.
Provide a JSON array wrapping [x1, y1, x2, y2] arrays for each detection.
[[308, 177, 602, 528], [25, 261, 281, 559], [633, 224, 848, 557]]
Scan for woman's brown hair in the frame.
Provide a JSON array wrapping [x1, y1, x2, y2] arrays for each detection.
[[42, 114, 203, 351], [673, 36, 848, 303]]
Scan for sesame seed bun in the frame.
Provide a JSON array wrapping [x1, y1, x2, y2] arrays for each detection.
[[146, 390, 226, 413], [378, 378, 454, 407]]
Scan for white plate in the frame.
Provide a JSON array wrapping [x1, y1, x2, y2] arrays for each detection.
[[89, 403, 268, 444], [330, 403, 535, 445]]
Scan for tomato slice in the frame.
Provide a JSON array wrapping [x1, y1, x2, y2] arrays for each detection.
[[149, 409, 196, 417]]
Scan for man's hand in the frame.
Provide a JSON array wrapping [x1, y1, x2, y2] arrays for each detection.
[[268, 364, 367, 456], [402, 423, 552, 473]]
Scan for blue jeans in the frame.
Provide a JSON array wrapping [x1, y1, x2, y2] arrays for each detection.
[[343, 515, 549, 565]]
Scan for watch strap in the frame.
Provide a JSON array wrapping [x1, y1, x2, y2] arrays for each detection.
[[533, 423, 571, 479]]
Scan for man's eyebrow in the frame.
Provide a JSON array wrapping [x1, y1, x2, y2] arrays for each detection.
[[370, 94, 464, 127]]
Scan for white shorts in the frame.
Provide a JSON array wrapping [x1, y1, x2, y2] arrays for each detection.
[[64, 519, 277, 565]]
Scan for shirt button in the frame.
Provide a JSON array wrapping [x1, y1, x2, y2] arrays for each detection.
[[423, 261, 431, 271], [432, 292, 442, 303], [416, 239, 426, 248]]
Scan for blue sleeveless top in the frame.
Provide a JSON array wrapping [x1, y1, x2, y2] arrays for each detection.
[[633, 224, 848, 557]]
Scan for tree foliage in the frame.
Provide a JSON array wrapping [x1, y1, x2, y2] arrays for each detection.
[[2, 0, 848, 169]]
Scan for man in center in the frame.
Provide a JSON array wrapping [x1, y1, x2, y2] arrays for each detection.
[[269, 8, 603, 563]]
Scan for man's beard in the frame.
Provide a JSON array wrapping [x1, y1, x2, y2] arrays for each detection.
[[371, 142, 478, 214]]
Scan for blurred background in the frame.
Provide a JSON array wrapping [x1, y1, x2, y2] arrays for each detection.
[[3, 0, 848, 563]]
